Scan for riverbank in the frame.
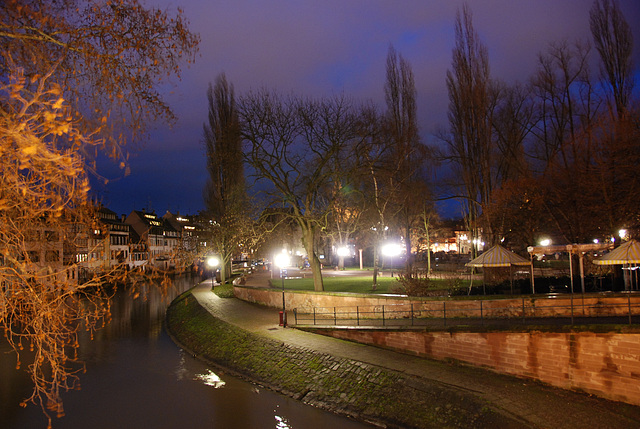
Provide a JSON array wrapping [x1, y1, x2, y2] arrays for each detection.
[[166, 281, 640, 429], [165, 290, 524, 428]]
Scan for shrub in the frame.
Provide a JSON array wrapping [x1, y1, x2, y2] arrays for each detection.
[[393, 270, 434, 297]]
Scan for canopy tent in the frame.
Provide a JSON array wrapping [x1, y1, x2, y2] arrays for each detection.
[[528, 242, 613, 294], [466, 245, 530, 294], [466, 244, 530, 267], [593, 240, 640, 291], [592, 240, 640, 265]]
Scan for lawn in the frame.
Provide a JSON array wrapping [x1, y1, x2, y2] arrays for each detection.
[[268, 275, 471, 295]]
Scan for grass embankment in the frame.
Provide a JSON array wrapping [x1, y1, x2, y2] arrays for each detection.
[[165, 290, 525, 428], [212, 282, 235, 298], [271, 275, 471, 294]]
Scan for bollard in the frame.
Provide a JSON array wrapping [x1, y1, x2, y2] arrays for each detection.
[[279, 311, 287, 327]]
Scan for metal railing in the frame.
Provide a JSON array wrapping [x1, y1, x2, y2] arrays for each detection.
[[292, 294, 640, 328]]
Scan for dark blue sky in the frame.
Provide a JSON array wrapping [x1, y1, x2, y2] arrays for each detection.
[[92, 0, 640, 219]]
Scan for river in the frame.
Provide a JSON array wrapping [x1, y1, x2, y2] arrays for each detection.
[[0, 275, 370, 429]]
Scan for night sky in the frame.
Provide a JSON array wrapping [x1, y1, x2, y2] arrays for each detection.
[[92, 0, 640, 219]]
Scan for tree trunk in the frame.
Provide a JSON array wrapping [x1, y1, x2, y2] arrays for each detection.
[[405, 221, 412, 274], [372, 244, 379, 290], [219, 252, 230, 284], [220, 263, 227, 284], [425, 221, 431, 274], [301, 224, 324, 291]]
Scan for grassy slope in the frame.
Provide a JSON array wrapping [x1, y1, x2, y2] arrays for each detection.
[[165, 290, 525, 429]]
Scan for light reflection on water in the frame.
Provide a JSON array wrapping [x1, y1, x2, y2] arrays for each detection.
[[1, 275, 372, 429], [275, 408, 293, 428], [193, 369, 226, 388]]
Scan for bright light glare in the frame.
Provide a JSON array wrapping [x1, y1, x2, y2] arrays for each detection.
[[274, 252, 290, 268], [207, 256, 219, 267], [540, 239, 551, 246], [619, 229, 628, 240], [381, 243, 402, 257], [336, 246, 349, 257], [194, 369, 226, 388]]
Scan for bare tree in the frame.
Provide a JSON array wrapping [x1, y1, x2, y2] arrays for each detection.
[[589, 0, 639, 239], [590, 0, 635, 119], [529, 41, 602, 242], [353, 104, 399, 288], [484, 82, 533, 242], [241, 91, 361, 291], [0, 1, 198, 425], [444, 5, 494, 255], [384, 45, 431, 272], [203, 73, 248, 284]]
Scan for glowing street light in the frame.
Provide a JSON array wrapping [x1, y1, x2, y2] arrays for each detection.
[[381, 242, 402, 276], [381, 242, 402, 257], [540, 238, 551, 247], [274, 251, 290, 327], [336, 246, 349, 270], [336, 246, 350, 257]]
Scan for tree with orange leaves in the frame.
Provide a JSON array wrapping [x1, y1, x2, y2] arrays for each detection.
[[0, 1, 198, 426]]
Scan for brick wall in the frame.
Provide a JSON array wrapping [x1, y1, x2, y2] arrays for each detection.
[[233, 285, 639, 319], [313, 328, 640, 407], [234, 285, 640, 406]]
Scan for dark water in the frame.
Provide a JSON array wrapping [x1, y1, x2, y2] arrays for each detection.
[[0, 276, 370, 429]]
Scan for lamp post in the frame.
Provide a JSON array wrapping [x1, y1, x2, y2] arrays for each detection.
[[274, 251, 290, 327], [207, 256, 219, 289]]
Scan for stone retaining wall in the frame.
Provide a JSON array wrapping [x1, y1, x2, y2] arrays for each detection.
[[235, 285, 640, 407], [306, 328, 640, 407], [234, 285, 639, 319]]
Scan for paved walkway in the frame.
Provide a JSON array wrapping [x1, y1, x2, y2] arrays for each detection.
[[190, 274, 640, 429]]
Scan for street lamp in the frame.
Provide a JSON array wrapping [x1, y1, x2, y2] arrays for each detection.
[[381, 242, 402, 276], [619, 229, 628, 241], [207, 256, 219, 289], [336, 246, 349, 270], [337, 246, 349, 257], [274, 251, 290, 327]]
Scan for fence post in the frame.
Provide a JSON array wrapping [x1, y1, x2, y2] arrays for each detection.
[[629, 292, 632, 326], [480, 300, 483, 326], [382, 305, 386, 326], [334, 307, 337, 325], [411, 303, 414, 326], [313, 307, 316, 325], [294, 308, 297, 325], [357, 306, 360, 326], [522, 297, 526, 324], [443, 301, 446, 327], [571, 293, 574, 325]]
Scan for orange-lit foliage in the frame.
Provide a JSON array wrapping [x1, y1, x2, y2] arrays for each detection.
[[0, 1, 198, 426]]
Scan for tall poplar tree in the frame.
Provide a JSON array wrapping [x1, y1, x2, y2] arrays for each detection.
[[384, 45, 430, 272], [203, 73, 247, 284], [444, 4, 493, 255]]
